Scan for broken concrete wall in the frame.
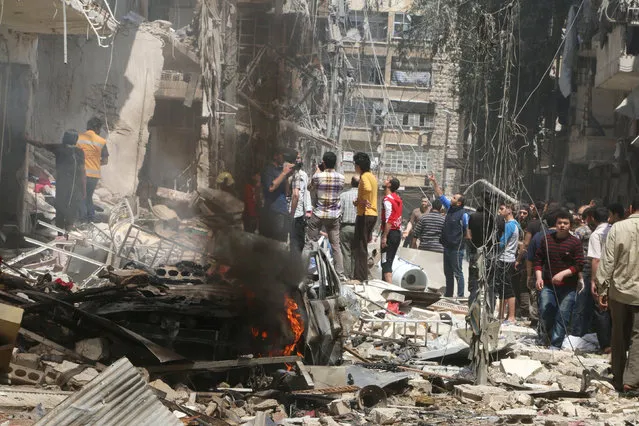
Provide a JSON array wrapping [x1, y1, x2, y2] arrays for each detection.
[[31, 27, 164, 196], [0, 29, 39, 231]]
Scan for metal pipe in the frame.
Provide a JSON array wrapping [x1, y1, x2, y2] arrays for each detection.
[[23, 237, 106, 267]]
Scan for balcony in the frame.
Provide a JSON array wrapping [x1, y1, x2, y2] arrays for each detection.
[[355, 84, 433, 102], [568, 133, 618, 165], [1, 0, 117, 35], [342, 127, 424, 145], [595, 26, 639, 90]]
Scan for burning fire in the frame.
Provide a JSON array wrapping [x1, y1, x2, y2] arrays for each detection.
[[283, 295, 304, 356], [249, 294, 304, 358]]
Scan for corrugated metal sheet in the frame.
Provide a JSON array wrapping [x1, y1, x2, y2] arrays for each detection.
[[36, 358, 181, 426]]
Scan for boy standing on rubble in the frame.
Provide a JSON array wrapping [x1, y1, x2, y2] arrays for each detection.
[[26, 130, 86, 232], [534, 209, 585, 349]]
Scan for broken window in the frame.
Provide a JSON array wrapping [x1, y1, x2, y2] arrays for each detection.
[[384, 150, 430, 174], [393, 13, 411, 38], [356, 55, 385, 85], [238, 14, 270, 72], [391, 57, 433, 88], [344, 98, 384, 128], [388, 101, 436, 130], [347, 11, 388, 42]]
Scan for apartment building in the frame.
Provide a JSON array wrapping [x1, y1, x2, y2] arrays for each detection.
[[560, 2, 639, 204], [337, 0, 463, 193]]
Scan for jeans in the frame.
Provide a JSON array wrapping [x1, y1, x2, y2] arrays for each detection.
[[571, 272, 594, 337], [381, 230, 401, 274], [594, 307, 612, 349], [539, 285, 576, 348], [467, 244, 479, 306], [353, 215, 377, 281], [340, 224, 356, 279], [290, 216, 307, 253], [443, 247, 465, 297], [609, 299, 639, 390], [79, 176, 99, 222], [403, 233, 414, 248], [305, 214, 344, 274], [260, 210, 289, 242]]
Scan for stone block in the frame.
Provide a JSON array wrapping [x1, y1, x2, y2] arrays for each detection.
[[150, 379, 180, 402], [369, 407, 401, 425], [253, 398, 279, 411], [320, 417, 341, 426], [12, 353, 40, 370], [497, 408, 537, 421], [74, 337, 110, 361], [453, 384, 507, 402], [500, 358, 543, 380], [514, 393, 534, 406], [328, 399, 351, 416], [6, 363, 44, 385], [408, 378, 432, 395]]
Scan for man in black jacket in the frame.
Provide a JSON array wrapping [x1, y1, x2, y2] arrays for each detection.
[[428, 174, 469, 298]]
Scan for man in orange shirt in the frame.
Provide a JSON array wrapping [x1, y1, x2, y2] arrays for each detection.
[[352, 152, 378, 282], [76, 117, 108, 222]]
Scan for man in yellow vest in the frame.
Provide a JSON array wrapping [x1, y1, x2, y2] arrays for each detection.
[[76, 117, 108, 222]]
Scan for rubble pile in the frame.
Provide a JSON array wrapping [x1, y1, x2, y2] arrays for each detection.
[[0, 195, 637, 425]]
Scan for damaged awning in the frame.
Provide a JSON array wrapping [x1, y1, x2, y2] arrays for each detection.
[[1, 0, 117, 36]]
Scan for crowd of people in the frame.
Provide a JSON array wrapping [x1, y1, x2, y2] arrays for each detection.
[[243, 147, 639, 392]]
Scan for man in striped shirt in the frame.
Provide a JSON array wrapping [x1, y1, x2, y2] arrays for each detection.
[[412, 199, 445, 253], [305, 152, 345, 276], [535, 209, 585, 348]]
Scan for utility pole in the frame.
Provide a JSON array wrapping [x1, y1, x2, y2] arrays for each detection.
[[441, 109, 451, 193], [222, 0, 237, 177]]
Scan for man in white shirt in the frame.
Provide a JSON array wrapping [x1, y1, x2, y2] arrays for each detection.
[[289, 153, 312, 252]]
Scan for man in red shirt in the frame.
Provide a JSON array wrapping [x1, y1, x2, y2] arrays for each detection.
[[381, 177, 403, 283], [535, 209, 585, 348]]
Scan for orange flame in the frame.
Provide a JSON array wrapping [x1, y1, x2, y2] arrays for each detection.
[[283, 295, 304, 356]]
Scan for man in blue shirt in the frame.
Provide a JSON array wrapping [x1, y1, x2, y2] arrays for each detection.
[[261, 147, 294, 242], [492, 202, 522, 324], [428, 174, 469, 298]]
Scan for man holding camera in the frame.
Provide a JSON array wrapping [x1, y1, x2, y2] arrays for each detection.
[[305, 152, 345, 277], [289, 152, 312, 252], [261, 146, 295, 242]]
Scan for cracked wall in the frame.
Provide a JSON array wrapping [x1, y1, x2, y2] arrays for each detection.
[[31, 27, 164, 196]]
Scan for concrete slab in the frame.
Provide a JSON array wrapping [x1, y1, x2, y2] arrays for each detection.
[[500, 358, 543, 380]]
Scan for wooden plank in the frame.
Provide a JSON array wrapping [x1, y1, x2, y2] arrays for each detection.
[[296, 361, 315, 388], [146, 356, 301, 373]]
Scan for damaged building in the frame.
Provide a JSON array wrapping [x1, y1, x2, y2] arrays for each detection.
[[330, 0, 463, 194], [552, 0, 639, 204]]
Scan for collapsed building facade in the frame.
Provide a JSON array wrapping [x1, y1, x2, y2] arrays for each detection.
[[553, 0, 639, 204]]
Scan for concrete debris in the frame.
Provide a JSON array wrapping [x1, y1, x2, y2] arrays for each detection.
[[500, 358, 543, 380], [0, 191, 628, 426], [369, 407, 401, 424]]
